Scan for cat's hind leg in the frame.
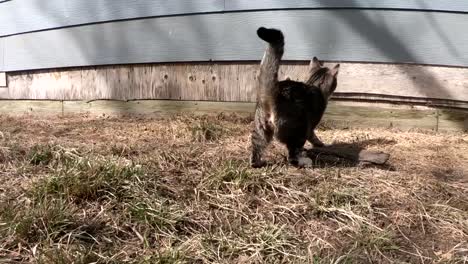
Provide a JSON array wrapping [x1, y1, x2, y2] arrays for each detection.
[[287, 142, 312, 168], [250, 128, 273, 168], [250, 115, 274, 168]]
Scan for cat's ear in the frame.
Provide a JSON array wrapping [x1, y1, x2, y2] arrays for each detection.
[[309, 57, 322, 69], [331, 64, 340, 77]]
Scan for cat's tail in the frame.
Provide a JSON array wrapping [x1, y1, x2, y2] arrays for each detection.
[[256, 27, 284, 117]]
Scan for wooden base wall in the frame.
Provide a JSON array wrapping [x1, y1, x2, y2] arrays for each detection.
[[0, 100, 466, 132], [2, 62, 468, 110]]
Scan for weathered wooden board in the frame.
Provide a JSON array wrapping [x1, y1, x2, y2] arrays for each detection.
[[225, 0, 468, 13], [65, 100, 468, 131], [324, 102, 439, 130], [332, 94, 468, 110], [335, 63, 468, 104], [6, 62, 468, 104], [4, 10, 468, 71], [0, 72, 5, 87], [0, 0, 222, 37], [1, 100, 466, 131], [437, 109, 468, 131], [0, 88, 7, 99], [62, 100, 256, 116], [0, 38, 3, 71], [218, 64, 258, 102], [0, 100, 62, 115]]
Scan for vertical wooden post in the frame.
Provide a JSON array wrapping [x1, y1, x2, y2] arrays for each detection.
[[0, 72, 6, 87], [0, 72, 7, 99]]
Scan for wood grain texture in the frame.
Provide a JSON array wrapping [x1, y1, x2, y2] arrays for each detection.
[[0, 88, 7, 99], [325, 102, 439, 130], [218, 64, 258, 102], [0, 38, 4, 71], [4, 10, 468, 71], [0, 72, 5, 87], [0, 0, 222, 37], [62, 100, 256, 116], [331, 94, 468, 110], [336, 63, 468, 103], [437, 109, 468, 131], [0, 100, 62, 115], [225, 0, 468, 13], [5, 62, 468, 104], [60, 100, 438, 131], [1, 100, 466, 131]]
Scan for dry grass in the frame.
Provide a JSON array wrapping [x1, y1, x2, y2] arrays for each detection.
[[0, 113, 467, 263]]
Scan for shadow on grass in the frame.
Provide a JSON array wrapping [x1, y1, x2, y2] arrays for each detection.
[[305, 138, 396, 170]]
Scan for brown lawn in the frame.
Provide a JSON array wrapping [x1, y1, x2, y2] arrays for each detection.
[[0, 113, 467, 263]]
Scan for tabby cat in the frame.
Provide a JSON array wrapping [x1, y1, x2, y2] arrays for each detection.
[[250, 27, 340, 168]]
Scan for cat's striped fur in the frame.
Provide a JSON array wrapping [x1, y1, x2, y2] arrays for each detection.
[[250, 27, 340, 168]]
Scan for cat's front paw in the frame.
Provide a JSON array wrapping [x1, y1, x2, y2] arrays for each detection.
[[251, 159, 267, 168], [297, 157, 313, 168], [289, 157, 313, 168]]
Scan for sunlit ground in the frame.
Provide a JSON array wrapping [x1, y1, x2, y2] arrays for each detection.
[[0, 114, 467, 263]]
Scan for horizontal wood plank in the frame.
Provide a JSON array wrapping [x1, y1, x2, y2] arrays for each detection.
[[0, 100, 62, 115], [3, 100, 466, 131], [324, 102, 438, 130], [0, 88, 7, 99], [6, 62, 468, 104], [0, 72, 5, 87], [332, 94, 468, 110], [63, 100, 256, 116], [0, 38, 3, 71], [1, 100, 466, 131], [4, 10, 468, 71], [437, 109, 468, 131]]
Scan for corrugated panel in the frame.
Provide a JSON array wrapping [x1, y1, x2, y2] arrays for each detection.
[[0, 0, 66, 36], [4, 10, 468, 71], [225, 0, 468, 13], [64, 0, 223, 27], [2, 0, 468, 37], [4, 14, 227, 71], [0, 0, 223, 37]]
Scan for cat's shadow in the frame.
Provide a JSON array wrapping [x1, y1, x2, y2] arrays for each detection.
[[303, 138, 396, 169]]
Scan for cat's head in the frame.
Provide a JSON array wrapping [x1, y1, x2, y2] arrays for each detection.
[[307, 57, 340, 99]]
